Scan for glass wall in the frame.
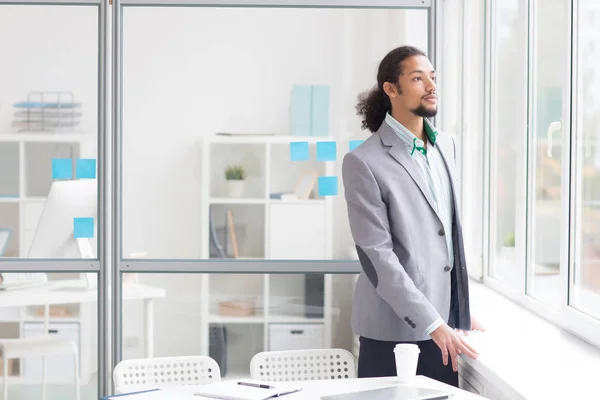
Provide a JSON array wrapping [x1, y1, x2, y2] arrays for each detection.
[[120, 6, 428, 262], [117, 2, 431, 383], [0, 4, 100, 260], [121, 273, 357, 379], [0, 2, 104, 400]]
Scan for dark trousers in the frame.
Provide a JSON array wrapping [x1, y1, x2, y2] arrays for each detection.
[[357, 336, 458, 387]]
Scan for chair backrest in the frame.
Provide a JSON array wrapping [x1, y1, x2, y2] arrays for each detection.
[[249, 349, 356, 382], [113, 356, 220, 394]]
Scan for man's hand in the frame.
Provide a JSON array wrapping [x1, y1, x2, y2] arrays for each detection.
[[471, 316, 486, 332], [458, 315, 486, 336], [430, 323, 479, 372]]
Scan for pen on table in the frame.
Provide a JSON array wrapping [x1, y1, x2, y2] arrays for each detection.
[[238, 381, 274, 389]]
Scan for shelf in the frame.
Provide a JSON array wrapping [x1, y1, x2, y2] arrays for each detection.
[[268, 199, 325, 205], [0, 197, 19, 203], [0, 133, 86, 142], [205, 134, 334, 145], [268, 315, 325, 324], [209, 197, 266, 205], [208, 314, 265, 324]]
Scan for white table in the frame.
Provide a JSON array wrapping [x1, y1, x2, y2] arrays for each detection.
[[111, 376, 488, 399], [0, 282, 166, 357]]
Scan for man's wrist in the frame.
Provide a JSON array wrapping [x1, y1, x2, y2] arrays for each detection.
[[424, 317, 444, 336]]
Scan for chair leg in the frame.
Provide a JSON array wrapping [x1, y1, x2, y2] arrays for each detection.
[[74, 353, 80, 400], [42, 356, 47, 400], [3, 356, 8, 400]]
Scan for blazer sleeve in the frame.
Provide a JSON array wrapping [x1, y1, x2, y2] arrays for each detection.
[[342, 151, 441, 332]]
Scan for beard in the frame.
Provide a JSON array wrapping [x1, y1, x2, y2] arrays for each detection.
[[412, 104, 438, 118]]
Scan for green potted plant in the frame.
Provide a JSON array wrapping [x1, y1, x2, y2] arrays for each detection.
[[225, 165, 247, 197]]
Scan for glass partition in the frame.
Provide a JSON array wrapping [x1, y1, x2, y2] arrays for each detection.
[[0, 272, 99, 400], [121, 272, 358, 379], [120, 5, 429, 261], [0, 2, 105, 399], [0, 4, 100, 259]]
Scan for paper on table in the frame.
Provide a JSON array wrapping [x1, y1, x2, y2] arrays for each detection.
[[193, 380, 302, 400]]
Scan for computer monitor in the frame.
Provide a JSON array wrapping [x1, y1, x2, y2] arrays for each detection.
[[28, 179, 97, 259], [27, 179, 98, 289]]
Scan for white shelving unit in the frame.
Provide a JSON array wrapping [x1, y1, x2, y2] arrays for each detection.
[[0, 132, 95, 257], [198, 134, 336, 377], [0, 132, 97, 384]]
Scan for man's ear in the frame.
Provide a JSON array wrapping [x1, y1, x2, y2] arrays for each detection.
[[383, 81, 401, 98], [383, 81, 400, 99]]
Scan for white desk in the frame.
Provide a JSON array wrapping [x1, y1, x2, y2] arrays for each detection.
[[111, 376, 487, 399], [0, 282, 166, 358]]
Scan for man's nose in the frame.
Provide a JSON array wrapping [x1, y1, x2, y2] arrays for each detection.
[[426, 77, 436, 92]]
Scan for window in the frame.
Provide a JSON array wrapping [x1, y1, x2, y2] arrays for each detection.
[[488, 0, 528, 290], [571, 0, 600, 320], [528, 0, 570, 308]]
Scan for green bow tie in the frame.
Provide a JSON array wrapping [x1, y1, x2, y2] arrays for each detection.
[[411, 137, 427, 156]]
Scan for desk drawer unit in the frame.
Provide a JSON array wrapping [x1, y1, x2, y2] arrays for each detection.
[[268, 323, 324, 351], [22, 322, 80, 382]]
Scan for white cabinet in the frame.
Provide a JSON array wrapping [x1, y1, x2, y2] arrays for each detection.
[[269, 203, 326, 259], [269, 323, 324, 351], [22, 322, 80, 382]]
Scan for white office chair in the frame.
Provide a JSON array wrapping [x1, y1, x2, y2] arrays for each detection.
[[0, 336, 80, 400], [249, 349, 356, 382], [113, 356, 221, 394]]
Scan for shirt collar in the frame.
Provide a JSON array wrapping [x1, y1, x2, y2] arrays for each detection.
[[385, 112, 438, 156]]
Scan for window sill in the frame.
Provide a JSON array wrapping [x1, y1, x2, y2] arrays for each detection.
[[459, 280, 600, 400]]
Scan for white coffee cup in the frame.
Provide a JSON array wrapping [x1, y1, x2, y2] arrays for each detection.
[[394, 343, 420, 383]]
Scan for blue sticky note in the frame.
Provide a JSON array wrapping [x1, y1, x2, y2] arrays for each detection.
[[73, 217, 94, 239], [317, 141, 336, 161], [290, 85, 312, 136], [52, 158, 73, 179], [290, 142, 309, 161], [349, 140, 364, 152], [311, 85, 330, 136], [318, 176, 338, 196], [76, 158, 96, 179]]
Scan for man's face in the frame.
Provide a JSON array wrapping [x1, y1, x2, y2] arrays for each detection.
[[386, 55, 437, 118]]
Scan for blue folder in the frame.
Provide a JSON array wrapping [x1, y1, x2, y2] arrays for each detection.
[[311, 85, 330, 136]]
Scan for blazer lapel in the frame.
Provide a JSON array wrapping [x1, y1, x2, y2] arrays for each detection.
[[378, 123, 441, 222]]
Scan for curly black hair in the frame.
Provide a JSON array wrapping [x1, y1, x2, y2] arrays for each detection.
[[356, 46, 426, 133]]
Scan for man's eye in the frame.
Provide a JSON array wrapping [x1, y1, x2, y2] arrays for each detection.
[[431, 76, 437, 81], [413, 77, 422, 82]]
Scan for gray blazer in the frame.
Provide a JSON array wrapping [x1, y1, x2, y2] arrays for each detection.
[[342, 121, 471, 342]]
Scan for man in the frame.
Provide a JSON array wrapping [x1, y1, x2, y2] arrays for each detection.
[[342, 45, 484, 387]]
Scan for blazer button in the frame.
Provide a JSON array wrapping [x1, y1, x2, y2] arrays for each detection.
[[438, 229, 445, 236], [444, 266, 451, 272]]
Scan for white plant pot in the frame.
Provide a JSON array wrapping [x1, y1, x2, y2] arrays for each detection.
[[227, 180, 246, 197]]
